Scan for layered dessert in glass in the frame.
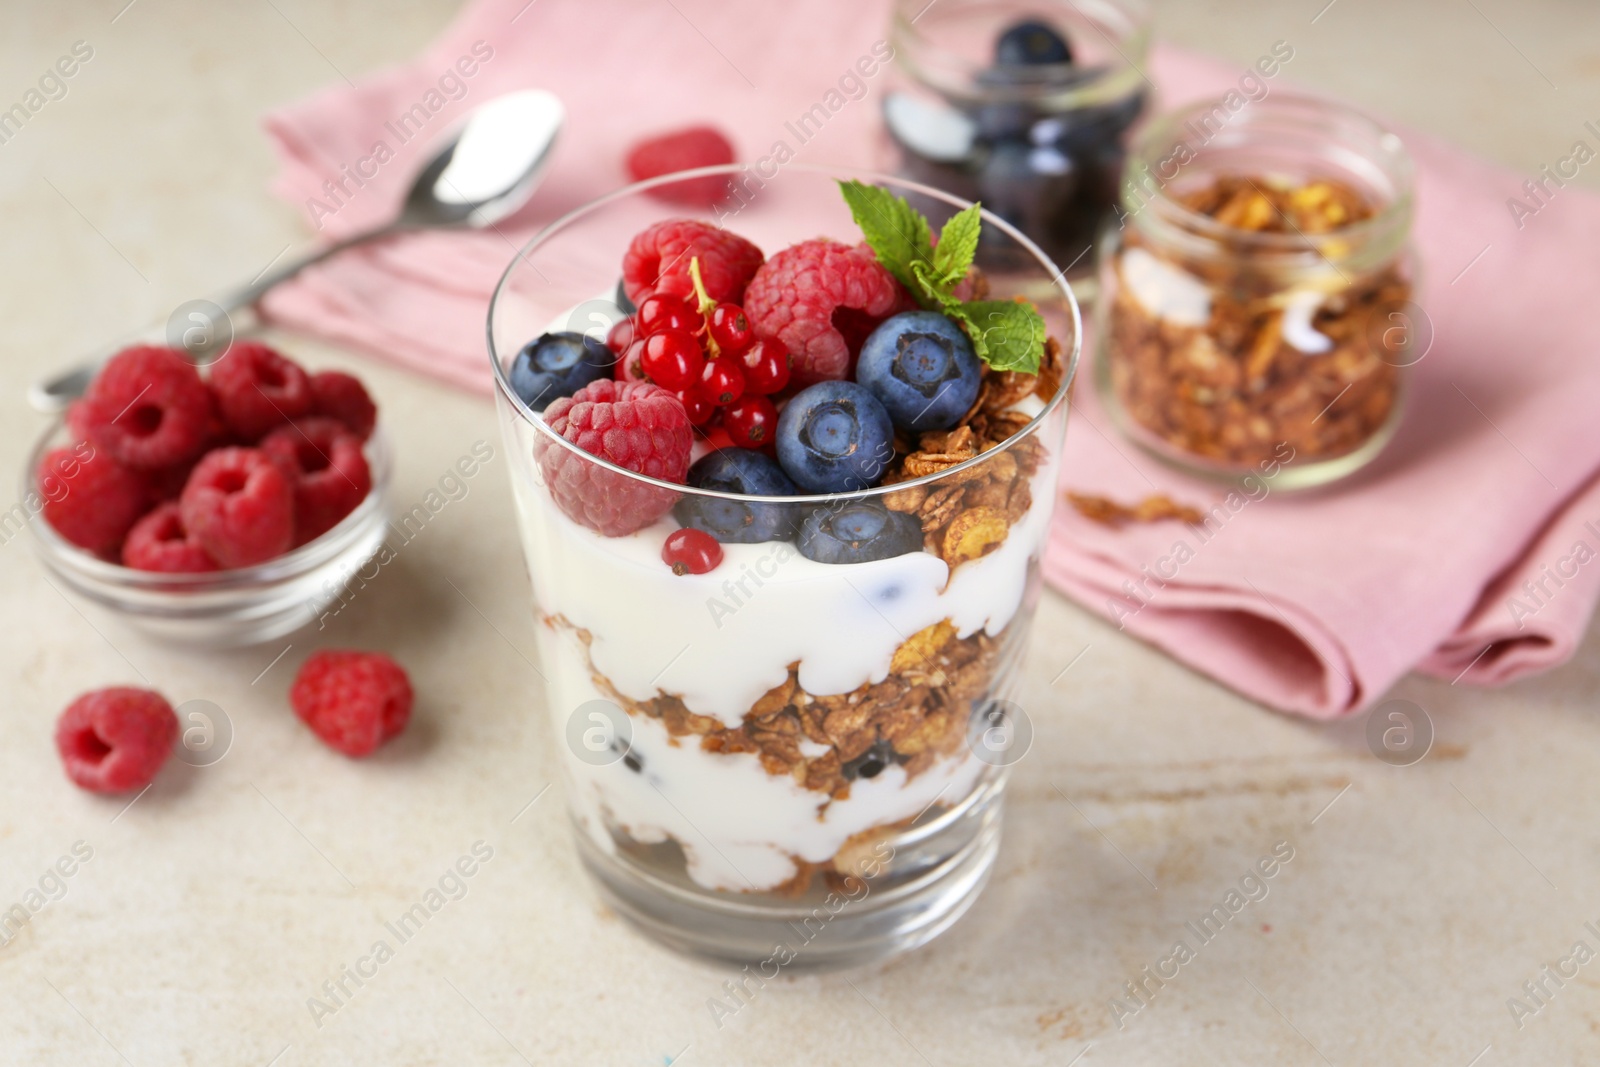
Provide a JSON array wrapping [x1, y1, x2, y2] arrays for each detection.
[[488, 165, 1078, 968]]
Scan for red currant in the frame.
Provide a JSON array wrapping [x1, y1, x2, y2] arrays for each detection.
[[722, 395, 778, 448], [616, 339, 648, 382], [674, 389, 716, 427], [708, 303, 754, 353], [640, 329, 706, 390], [701, 424, 737, 451], [698, 357, 745, 407], [637, 293, 700, 337], [606, 316, 636, 355], [662, 527, 723, 575], [740, 338, 791, 395]]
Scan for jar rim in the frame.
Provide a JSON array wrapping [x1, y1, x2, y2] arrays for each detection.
[[485, 163, 1081, 507], [888, 0, 1152, 106], [1125, 92, 1415, 260]]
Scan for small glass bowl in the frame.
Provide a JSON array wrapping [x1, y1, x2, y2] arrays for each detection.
[[22, 423, 393, 647]]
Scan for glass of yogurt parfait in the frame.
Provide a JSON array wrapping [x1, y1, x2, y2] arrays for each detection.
[[488, 164, 1079, 969]]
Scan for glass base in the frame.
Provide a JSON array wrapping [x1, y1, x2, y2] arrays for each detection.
[[573, 778, 1005, 973]]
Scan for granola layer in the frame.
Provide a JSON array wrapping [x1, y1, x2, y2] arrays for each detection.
[[552, 615, 1005, 800]]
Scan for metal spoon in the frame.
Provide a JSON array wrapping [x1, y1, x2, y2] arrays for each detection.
[[29, 89, 565, 413]]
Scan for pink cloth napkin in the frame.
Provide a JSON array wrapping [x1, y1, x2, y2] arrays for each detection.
[[261, 0, 1600, 717]]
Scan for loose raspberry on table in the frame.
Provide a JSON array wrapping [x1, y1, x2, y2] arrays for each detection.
[[38, 444, 148, 555], [260, 418, 372, 544], [290, 650, 413, 758], [742, 239, 900, 386], [621, 219, 763, 307], [538, 379, 691, 537], [55, 687, 178, 794], [209, 342, 313, 441], [122, 501, 218, 573], [179, 447, 295, 568], [625, 126, 736, 206], [309, 370, 377, 441], [69, 346, 214, 470]]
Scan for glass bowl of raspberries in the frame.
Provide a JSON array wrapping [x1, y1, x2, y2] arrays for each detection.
[[24, 342, 391, 647], [487, 165, 1080, 970]]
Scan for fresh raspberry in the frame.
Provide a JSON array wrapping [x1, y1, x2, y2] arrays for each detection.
[[55, 687, 177, 794], [121, 501, 218, 573], [260, 418, 372, 544], [309, 370, 377, 441], [179, 447, 294, 568], [538, 379, 692, 536], [37, 444, 148, 555], [622, 220, 763, 307], [70, 346, 214, 469], [625, 126, 736, 206], [290, 650, 413, 758], [208, 342, 313, 441], [742, 239, 900, 386]]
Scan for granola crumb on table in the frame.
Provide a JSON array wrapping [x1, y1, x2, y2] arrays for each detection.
[[1066, 492, 1206, 528]]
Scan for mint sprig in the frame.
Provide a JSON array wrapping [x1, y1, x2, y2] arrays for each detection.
[[838, 180, 1045, 374]]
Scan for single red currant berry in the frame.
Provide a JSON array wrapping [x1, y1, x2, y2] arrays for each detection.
[[637, 293, 700, 337], [740, 338, 791, 395], [662, 527, 723, 575], [616, 339, 649, 382], [607, 316, 636, 355], [708, 302, 754, 353], [722, 395, 779, 448], [640, 329, 706, 390], [674, 389, 716, 426], [701, 424, 737, 451], [698, 357, 746, 407]]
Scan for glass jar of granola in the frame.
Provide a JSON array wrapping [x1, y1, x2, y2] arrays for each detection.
[[882, 0, 1151, 285], [1094, 93, 1418, 487]]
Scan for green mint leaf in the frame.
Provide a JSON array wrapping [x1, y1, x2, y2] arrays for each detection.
[[837, 179, 932, 296], [941, 303, 989, 363], [910, 260, 961, 311], [932, 204, 982, 289], [959, 300, 1045, 374]]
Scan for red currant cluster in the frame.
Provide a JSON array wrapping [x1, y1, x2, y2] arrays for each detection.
[[609, 260, 792, 449]]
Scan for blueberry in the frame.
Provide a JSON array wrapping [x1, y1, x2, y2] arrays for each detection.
[[796, 500, 923, 565], [674, 449, 799, 544], [775, 382, 894, 493], [510, 331, 616, 411], [614, 277, 636, 315], [857, 311, 983, 433], [995, 19, 1073, 66], [842, 739, 902, 781]]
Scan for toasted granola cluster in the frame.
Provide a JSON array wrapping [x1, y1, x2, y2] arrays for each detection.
[[553, 615, 1005, 800], [1107, 175, 1409, 467], [873, 332, 1065, 568]]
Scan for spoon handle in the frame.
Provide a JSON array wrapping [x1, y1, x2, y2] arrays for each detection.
[[212, 225, 397, 316], [27, 222, 400, 414]]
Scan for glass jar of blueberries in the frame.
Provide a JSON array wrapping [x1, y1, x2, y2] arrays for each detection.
[[883, 0, 1151, 285]]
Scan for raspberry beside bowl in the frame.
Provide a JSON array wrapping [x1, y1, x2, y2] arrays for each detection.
[[22, 421, 393, 648]]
